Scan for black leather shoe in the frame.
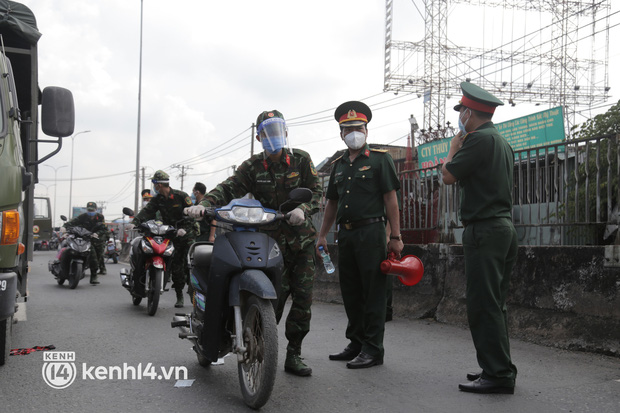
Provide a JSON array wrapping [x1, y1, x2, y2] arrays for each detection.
[[346, 352, 383, 369], [466, 371, 482, 381], [329, 345, 360, 361], [458, 378, 514, 394]]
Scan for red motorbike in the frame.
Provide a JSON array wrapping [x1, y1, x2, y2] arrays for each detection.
[[119, 207, 175, 316]]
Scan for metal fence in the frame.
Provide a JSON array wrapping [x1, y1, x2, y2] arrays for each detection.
[[397, 133, 619, 246]]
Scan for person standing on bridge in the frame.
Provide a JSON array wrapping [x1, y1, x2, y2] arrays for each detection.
[[442, 82, 518, 395]]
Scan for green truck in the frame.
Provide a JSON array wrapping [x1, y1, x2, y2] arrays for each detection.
[[0, 1, 75, 364]]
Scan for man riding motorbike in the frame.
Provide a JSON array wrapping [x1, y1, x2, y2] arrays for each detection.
[[132, 170, 196, 307], [63, 201, 108, 285], [186, 110, 322, 376]]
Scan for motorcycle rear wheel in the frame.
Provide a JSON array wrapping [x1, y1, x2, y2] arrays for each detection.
[[146, 268, 162, 316], [112, 254, 118, 264], [237, 295, 278, 410], [69, 262, 82, 289]]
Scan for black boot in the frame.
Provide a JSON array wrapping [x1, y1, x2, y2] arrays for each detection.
[[175, 289, 184, 308]]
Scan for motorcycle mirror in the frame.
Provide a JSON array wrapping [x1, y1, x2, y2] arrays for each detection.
[[60, 215, 67, 221], [288, 188, 313, 204], [122, 207, 135, 216]]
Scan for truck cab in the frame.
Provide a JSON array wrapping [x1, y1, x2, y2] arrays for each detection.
[[0, 1, 75, 365]]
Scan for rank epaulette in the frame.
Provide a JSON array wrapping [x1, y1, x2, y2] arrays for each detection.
[[331, 155, 344, 164]]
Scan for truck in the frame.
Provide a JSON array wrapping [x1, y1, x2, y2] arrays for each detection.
[[0, 1, 75, 365]]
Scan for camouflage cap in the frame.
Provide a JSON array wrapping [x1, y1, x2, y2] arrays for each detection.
[[86, 201, 97, 211], [151, 170, 170, 183], [256, 110, 284, 127]]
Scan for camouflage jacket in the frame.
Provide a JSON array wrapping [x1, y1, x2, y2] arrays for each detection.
[[200, 148, 322, 252], [64, 213, 108, 241], [133, 188, 196, 240]]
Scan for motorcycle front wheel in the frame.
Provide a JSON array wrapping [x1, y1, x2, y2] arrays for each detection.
[[112, 254, 118, 264], [69, 262, 82, 289], [146, 268, 162, 316], [237, 295, 278, 410]]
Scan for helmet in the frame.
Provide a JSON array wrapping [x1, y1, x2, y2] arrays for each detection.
[[151, 170, 170, 184]]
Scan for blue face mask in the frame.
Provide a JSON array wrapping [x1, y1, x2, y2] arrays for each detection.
[[87, 211, 96, 217], [152, 184, 159, 196], [190, 193, 197, 204], [458, 109, 470, 134], [262, 136, 286, 155]]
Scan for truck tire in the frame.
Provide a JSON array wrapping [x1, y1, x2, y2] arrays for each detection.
[[0, 316, 12, 366]]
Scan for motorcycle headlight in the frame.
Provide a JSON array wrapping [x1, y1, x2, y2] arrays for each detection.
[[141, 238, 154, 254], [217, 206, 276, 224], [163, 243, 175, 257]]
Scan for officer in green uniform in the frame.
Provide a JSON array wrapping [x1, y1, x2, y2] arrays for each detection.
[[186, 110, 322, 377], [63, 201, 108, 285], [133, 170, 196, 308], [442, 82, 518, 394], [316, 101, 403, 369]]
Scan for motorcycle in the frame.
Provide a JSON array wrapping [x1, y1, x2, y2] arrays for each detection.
[[105, 229, 121, 264], [171, 188, 312, 409], [120, 210, 175, 316], [48, 229, 61, 250], [48, 216, 93, 289]]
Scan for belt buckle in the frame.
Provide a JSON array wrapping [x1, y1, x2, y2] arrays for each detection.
[[344, 223, 353, 230]]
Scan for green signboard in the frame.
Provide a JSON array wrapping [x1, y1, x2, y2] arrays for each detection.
[[417, 106, 565, 171]]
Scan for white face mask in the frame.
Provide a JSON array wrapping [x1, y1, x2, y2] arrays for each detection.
[[344, 131, 366, 150]]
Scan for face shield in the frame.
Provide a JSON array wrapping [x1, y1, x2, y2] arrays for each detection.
[[257, 117, 289, 155]]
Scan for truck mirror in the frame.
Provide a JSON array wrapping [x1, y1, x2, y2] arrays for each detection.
[[41, 86, 75, 138]]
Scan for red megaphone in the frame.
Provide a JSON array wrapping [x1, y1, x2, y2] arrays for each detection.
[[380, 252, 424, 286]]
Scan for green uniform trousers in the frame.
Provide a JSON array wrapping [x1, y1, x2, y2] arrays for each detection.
[[463, 217, 518, 387], [275, 242, 315, 354], [337, 221, 389, 358]]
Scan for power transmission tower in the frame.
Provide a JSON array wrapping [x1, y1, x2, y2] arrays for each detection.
[[383, 0, 611, 140], [171, 164, 193, 191]]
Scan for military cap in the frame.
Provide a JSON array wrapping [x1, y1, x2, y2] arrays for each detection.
[[86, 201, 97, 211], [151, 170, 170, 183], [256, 110, 284, 127], [334, 101, 372, 126], [453, 81, 504, 114]]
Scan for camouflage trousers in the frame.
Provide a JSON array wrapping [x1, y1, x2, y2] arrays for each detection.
[[275, 242, 315, 354], [170, 240, 191, 292], [89, 241, 105, 275]]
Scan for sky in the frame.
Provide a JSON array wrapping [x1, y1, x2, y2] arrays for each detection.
[[29, 0, 620, 222]]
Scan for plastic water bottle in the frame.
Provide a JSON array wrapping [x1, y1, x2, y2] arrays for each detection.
[[319, 246, 335, 274]]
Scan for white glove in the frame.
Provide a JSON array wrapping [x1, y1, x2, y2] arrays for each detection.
[[92, 233, 99, 239], [185, 205, 205, 220], [177, 229, 187, 237], [287, 208, 305, 226]]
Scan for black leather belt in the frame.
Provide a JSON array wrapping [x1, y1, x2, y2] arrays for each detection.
[[342, 217, 385, 230]]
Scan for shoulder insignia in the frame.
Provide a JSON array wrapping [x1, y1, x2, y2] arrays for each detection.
[[310, 162, 317, 176], [184, 196, 193, 206], [287, 171, 300, 179], [359, 165, 371, 171], [370, 148, 388, 153], [331, 155, 344, 164]]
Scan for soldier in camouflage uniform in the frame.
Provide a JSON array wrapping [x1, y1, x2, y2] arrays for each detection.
[[63, 201, 108, 285], [186, 110, 322, 376], [132, 170, 196, 307]]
